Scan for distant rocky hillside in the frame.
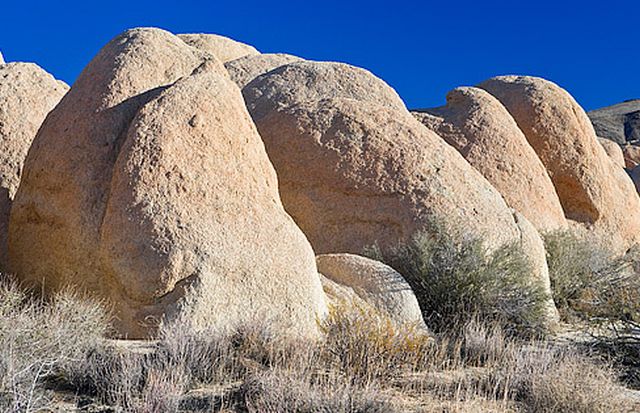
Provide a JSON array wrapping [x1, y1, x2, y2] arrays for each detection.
[[588, 99, 640, 145]]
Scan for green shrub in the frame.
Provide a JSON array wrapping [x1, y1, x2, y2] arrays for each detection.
[[367, 224, 550, 336]]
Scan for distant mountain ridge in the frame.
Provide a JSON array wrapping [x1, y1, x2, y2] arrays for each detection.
[[588, 99, 640, 144]]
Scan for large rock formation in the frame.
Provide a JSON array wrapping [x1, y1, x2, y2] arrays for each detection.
[[479, 76, 640, 252], [245, 90, 522, 254], [225, 53, 302, 88], [9, 28, 327, 338], [243, 61, 407, 121], [413, 87, 566, 233], [317, 253, 429, 331], [588, 99, 640, 145], [177, 33, 259, 63], [0, 60, 68, 269]]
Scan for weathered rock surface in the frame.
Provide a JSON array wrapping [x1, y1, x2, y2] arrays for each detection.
[[317, 253, 428, 331], [480, 76, 640, 252], [225, 53, 302, 88], [588, 99, 640, 145], [9, 28, 327, 338], [598, 137, 625, 168], [0, 63, 68, 197], [0, 61, 68, 269], [623, 144, 640, 169], [242, 61, 407, 121], [511, 211, 559, 324], [413, 87, 566, 233], [0, 52, 4, 64], [249, 95, 522, 254], [178, 33, 259, 63]]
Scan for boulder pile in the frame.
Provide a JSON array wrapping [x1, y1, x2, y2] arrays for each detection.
[[4, 27, 640, 338]]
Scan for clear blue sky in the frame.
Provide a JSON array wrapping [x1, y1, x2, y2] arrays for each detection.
[[1, 1, 636, 111]]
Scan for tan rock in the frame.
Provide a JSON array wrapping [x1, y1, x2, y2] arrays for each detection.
[[511, 211, 560, 324], [0, 63, 68, 197], [178, 33, 259, 63], [598, 138, 625, 168], [480, 76, 640, 252], [622, 144, 640, 169], [9, 28, 327, 338], [225, 53, 302, 88], [0, 62, 68, 269], [413, 87, 566, 233], [317, 253, 428, 331], [251, 96, 521, 255], [247, 65, 563, 325], [242, 61, 406, 121]]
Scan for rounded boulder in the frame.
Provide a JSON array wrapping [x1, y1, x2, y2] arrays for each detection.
[[413, 87, 566, 233], [480, 76, 640, 252], [9, 28, 327, 338]]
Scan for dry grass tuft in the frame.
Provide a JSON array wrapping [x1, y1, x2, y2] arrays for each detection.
[[0, 278, 109, 412], [544, 230, 640, 387]]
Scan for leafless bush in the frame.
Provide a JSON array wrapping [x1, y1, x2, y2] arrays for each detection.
[[544, 230, 640, 386], [0, 279, 109, 412], [2, 274, 637, 412], [237, 369, 396, 413]]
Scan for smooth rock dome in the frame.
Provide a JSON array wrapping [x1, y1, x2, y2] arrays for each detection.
[[249, 95, 522, 254], [317, 253, 429, 332], [480, 75, 640, 253], [178, 33, 259, 63], [413, 87, 566, 233], [9, 28, 327, 338], [242, 60, 407, 121], [225, 53, 302, 88], [0, 61, 68, 269]]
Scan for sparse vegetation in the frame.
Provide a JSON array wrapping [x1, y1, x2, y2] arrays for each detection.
[[544, 230, 640, 388], [0, 279, 636, 412], [0, 279, 109, 412], [1, 227, 639, 412], [366, 224, 550, 337]]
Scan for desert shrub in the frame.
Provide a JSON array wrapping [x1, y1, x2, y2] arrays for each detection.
[[544, 231, 640, 386], [503, 344, 635, 413], [236, 370, 396, 413], [544, 230, 640, 323], [0, 279, 109, 412], [367, 225, 550, 336], [2, 269, 635, 412], [319, 304, 433, 383], [394, 319, 637, 412]]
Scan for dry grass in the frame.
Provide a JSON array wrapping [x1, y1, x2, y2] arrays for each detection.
[[544, 230, 640, 387], [0, 262, 637, 412], [45, 306, 636, 412], [0, 278, 109, 412]]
